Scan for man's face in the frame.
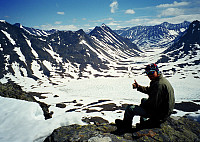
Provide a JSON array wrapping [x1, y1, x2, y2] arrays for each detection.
[[147, 71, 158, 80]]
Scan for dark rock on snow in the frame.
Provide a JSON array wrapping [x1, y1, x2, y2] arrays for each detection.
[[175, 101, 200, 112], [0, 82, 53, 119], [56, 103, 66, 108], [44, 116, 200, 142]]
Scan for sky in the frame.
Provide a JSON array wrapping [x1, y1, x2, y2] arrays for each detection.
[[0, 0, 200, 31]]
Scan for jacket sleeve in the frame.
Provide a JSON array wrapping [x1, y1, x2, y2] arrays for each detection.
[[137, 85, 150, 94]]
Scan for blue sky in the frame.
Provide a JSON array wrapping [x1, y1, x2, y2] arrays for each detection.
[[0, 0, 200, 31]]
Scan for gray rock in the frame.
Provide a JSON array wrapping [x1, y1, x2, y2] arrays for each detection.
[[44, 116, 200, 142]]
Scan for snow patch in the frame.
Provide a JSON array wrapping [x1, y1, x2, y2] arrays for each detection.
[[1, 30, 16, 45], [0, 20, 6, 23], [25, 38, 39, 58], [13, 47, 26, 65]]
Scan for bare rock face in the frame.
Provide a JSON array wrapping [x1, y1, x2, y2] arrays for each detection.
[[44, 116, 200, 142]]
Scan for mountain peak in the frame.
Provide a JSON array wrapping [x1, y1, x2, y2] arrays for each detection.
[[101, 23, 107, 27], [160, 22, 171, 28], [14, 23, 23, 28], [0, 20, 6, 23], [190, 20, 200, 27]]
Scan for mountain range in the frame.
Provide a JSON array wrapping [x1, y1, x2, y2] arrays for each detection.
[[114, 21, 190, 50], [0, 20, 199, 87], [0, 20, 141, 86], [157, 20, 200, 75]]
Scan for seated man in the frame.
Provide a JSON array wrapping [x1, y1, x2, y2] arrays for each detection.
[[115, 63, 175, 133]]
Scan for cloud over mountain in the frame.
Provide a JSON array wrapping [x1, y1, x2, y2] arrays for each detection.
[[110, 1, 118, 13]]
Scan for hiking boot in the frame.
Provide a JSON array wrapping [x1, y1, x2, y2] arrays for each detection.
[[115, 119, 124, 128], [115, 119, 132, 128], [112, 119, 134, 135]]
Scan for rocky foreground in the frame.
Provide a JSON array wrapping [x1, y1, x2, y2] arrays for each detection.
[[44, 116, 200, 142]]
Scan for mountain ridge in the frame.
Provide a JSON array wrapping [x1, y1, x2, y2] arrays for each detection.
[[0, 20, 199, 87], [114, 21, 190, 50], [0, 21, 141, 86]]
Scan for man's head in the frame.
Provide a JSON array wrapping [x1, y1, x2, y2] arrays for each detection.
[[145, 63, 160, 80]]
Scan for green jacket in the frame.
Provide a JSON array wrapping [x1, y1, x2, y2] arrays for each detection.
[[137, 74, 175, 120]]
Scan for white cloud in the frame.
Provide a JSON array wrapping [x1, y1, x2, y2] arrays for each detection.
[[107, 21, 119, 26], [55, 21, 62, 24], [155, 14, 200, 24], [123, 14, 200, 27], [84, 24, 90, 27], [57, 12, 65, 15], [125, 18, 150, 25], [39, 24, 78, 31], [158, 8, 184, 17], [125, 9, 135, 14], [156, 1, 189, 8], [90, 18, 114, 23], [110, 1, 118, 13], [72, 18, 77, 23]]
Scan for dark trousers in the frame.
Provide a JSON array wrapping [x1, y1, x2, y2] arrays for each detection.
[[123, 98, 149, 127]]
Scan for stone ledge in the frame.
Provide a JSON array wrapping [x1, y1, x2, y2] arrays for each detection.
[[44, 116, 200, 142]]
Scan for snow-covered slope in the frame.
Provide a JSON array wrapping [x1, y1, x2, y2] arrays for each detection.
[[0, 20, 199, 90], [0, 21, 142, 89], [115, 21, 190, 50], [14, 23, 57, 36], [156, 20, 200, 79], [89, 24, 141, 59]]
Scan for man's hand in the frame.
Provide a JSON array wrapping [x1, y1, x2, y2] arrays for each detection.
[[132, 80, 139, 89]]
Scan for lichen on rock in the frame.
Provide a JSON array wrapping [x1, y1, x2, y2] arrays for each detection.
[[44, 116, 200, 142]]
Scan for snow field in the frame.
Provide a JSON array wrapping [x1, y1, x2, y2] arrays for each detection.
[[0, 75, 199, 142]]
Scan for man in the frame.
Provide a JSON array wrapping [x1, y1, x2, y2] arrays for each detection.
[[114, 63, 175, 134]]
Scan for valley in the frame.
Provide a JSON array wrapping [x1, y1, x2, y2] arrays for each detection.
[[0, 20, 199, 142]]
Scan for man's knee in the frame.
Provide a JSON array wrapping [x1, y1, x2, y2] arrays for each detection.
[[125, 105, 135, 113], [141, 98, 147, 104], [140, 98, 147, 108], [124, 105, 136, 119]]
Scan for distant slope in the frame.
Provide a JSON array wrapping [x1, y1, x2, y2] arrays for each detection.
[[114, 21, 190, 49], [158, 20, 200, 64], [89, 24, 141, 61], [156, 20, 200, 79]]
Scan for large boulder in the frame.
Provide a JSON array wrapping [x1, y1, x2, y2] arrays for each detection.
[[44, 116, 200, 142]]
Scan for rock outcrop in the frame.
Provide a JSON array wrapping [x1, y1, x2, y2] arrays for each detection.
[[44, 116, 200, 142]]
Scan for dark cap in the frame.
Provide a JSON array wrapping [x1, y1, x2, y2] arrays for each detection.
[[145, 63, 159, 73]]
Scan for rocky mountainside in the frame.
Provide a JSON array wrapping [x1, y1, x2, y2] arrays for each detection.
[[89, 24, 141, 57], [0, 21, 141, 85], [157, 20, 200, 73], [114, 21, 190, 49]]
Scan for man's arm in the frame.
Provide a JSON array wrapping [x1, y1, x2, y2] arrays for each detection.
[[137, 85, 150, 94], [132, 80, 150, 94]]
